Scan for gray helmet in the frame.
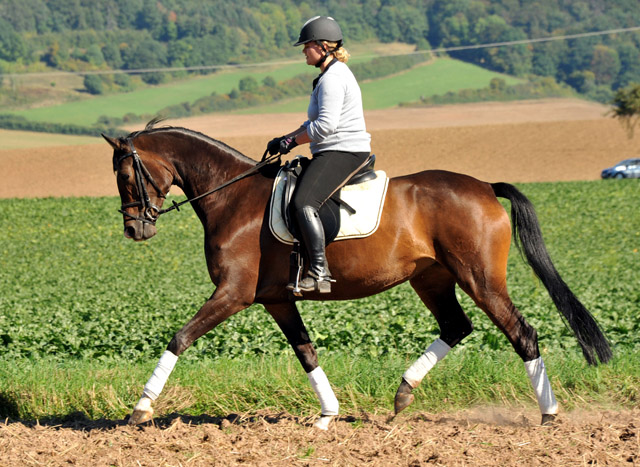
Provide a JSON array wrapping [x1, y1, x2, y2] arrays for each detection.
[[294, 16, 343, 47]]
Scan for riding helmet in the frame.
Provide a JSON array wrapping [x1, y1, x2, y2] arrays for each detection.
[[294, 16, 343, 47]]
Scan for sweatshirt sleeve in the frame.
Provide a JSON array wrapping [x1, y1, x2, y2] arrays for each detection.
[[306, 74, 345, 141]]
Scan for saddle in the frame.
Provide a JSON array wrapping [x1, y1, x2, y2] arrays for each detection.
[[268, 154, 388, 297], [270, 154, 386, 245]]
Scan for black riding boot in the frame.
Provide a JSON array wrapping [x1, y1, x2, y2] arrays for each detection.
[[290, 206, 333, 293]]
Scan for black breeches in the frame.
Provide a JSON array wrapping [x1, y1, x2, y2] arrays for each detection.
[[292, 151, 370, 212]]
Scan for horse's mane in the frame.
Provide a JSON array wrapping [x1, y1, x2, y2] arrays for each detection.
[[121, 117, 257, 166]]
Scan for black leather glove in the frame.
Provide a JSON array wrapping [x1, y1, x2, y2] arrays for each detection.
[[267, 137, 283, 156], [279, 136, 298, 155], [267, 136, 299, 156]]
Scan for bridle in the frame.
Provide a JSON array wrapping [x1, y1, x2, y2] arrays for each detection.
[[116, 138, 166, 225], [115, 137, 281, 225]]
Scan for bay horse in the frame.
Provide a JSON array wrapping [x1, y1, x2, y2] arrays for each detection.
[[102, 120, 611, 429]]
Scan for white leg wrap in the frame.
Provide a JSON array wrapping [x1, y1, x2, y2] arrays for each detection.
[[142, 350, 179, 400], [402, 338, 451, 388], [524, 357, 558, 415], [307, 367, 339, 416]]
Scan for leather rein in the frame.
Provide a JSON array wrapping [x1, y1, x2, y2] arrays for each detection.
[[116, 138, 280, 224]]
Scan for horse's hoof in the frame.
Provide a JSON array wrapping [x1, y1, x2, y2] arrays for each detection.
[[128, 408, 154, 425], [313, 415, 334, 431], [394, 379, 415, 415], [541, 413, 557, 426]]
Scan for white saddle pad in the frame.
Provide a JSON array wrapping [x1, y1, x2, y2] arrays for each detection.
[[269, 169, 389, 245]]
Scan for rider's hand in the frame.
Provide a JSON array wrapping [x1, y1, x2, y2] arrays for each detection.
[[267, 137, 283, 156], [267, 136, 299, 156], [279, 136, 298, 155]]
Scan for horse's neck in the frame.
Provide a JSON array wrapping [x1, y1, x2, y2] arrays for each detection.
[[168, 137, 254, 201]]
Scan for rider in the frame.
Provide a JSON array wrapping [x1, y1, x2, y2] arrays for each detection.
[[267, 15, 371, 294]]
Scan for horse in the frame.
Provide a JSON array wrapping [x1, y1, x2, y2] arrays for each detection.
[[102, 120, 612, 429]]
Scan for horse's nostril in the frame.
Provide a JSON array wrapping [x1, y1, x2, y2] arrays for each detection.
[[124, 225, 136, 239]]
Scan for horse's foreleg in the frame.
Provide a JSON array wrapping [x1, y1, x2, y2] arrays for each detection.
[[265, 302, 338, 430], [393, 275, 473, 416], [129, 288, 248, 425]]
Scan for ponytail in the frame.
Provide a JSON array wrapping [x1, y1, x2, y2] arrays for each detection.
[[323, 41, 350, 63]]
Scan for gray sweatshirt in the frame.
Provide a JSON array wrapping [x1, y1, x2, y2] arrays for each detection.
[[303, 61, 371, 154]]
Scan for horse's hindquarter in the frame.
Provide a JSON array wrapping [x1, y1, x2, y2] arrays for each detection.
[[326, 170, 512, 298]]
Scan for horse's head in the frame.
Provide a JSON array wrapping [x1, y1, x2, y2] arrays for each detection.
[[103, 133, 174, 241]]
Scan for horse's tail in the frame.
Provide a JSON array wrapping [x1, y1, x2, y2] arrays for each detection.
[[491, 182, 612, 365]]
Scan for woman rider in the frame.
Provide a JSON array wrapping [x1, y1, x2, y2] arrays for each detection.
[[267, 15, 372, 294]]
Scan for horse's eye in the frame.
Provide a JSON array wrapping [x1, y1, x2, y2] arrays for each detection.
[[119, 173, 130, 181]]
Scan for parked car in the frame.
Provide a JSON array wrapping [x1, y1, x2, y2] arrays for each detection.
[[601, 158, 640, 179]]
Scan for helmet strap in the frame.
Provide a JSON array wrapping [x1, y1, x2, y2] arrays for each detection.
[[314, 40, 336, 68]]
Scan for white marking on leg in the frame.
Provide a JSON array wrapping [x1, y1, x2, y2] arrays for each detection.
[[133, 395, 152, 412], [307, 367, 339, 416], [524, 356, 558, 415], [402, 338, 451, 388], [143, 350, 179, 400], [313, 416, 333, 431]]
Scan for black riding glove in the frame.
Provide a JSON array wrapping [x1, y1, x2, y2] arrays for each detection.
[[267, 137, 283, 156], [267, 136, 298, 156]]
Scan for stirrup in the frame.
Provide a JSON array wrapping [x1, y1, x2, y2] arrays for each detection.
[[287, 272, 334, 294]]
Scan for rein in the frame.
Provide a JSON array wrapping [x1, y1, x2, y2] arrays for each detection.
[[117, 138, 281, 223]]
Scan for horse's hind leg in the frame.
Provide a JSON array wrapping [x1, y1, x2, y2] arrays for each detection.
[[265, 302, 338, 430], [393, 270, 473, 416], [453, 252, 559, 425]]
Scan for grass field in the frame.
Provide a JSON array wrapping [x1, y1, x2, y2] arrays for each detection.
[[7, 57, 521, 125], [0, 180, 638, 420]]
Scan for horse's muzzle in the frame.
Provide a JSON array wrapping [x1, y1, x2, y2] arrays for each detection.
[[124, 220, 157, 241]]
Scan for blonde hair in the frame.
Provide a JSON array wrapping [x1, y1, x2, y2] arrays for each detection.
[[323, 41, 350, 63]]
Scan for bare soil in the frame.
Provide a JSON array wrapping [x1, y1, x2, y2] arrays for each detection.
[[1, 99, 639, 198], [1, 409, 638, 466], [1, 99, 638, 465]]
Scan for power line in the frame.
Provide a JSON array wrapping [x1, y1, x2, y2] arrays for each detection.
[[4, 25, 640, 79]]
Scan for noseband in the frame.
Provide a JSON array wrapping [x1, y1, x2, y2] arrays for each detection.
[[116, 139, 166, 225]]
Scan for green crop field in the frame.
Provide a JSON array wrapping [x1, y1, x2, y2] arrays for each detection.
[[0, 180, 638, 420], [7, 57, 521, 126]]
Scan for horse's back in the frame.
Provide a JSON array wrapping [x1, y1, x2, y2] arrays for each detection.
[[387, 169, 506, 220]]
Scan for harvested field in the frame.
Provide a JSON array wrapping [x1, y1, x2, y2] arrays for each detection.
[[1, 98, 638, 465], [1, 99, 638, 198]]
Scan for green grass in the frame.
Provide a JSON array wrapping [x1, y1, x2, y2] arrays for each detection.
[[0, 352, 637, 421], [1, 181, 638, 363], [8, 62, 307, 125], [0, 180, 638, 420], [7, 57, 522, 124], [360, 57, 521, 109]]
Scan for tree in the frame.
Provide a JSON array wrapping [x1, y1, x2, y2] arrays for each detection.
[[591, 45, 620, 86], [0, 18, 28, 61], [83, 74, 104, 95], [610, 84, 640, 137], [239, 76, 258, 93]]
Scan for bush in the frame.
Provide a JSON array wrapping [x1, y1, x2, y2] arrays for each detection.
[[83, 74, 104, 95]]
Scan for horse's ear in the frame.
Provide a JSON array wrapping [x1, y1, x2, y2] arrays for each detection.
[[102, 133, 121, 150]]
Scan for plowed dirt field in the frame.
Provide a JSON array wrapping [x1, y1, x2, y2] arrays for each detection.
[[1, 99, 638, 466]]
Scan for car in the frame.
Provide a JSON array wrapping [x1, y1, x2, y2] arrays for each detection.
[[601, 158, 640, 179]]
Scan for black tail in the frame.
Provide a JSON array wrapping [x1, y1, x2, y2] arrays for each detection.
[[492, 182, 612, 365]]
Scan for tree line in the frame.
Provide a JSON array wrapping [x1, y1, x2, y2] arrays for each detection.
[[1, 0, 639, 102]]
